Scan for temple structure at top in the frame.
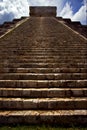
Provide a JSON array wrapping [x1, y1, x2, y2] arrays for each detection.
[[29, 6, 57, 17]]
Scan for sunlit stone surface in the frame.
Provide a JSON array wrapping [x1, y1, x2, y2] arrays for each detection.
[[0, 6, 87, 126]]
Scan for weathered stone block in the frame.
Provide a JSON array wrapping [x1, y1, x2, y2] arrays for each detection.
[[23, 100, 38, 109], [30, 6, 57, 17], [72, 90, 83, 97], [48, 89, 66, 97], [38, 101, 48, 109]]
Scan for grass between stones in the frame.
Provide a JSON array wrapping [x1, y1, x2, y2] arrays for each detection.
[[0, 125, 87, 130]]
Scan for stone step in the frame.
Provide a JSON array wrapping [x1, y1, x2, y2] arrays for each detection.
[[0, 49, 86, 53], [0, 97, 87, 110], [0, 58, 86, 62], [0, 48, 86, 51], [0, 73, 87, 80], [1, 42, 85, 45], [2, 43, 86, 46], [0, 52, 86, 55], [0, 48, 86, 52], [0, 44, 86, 46], [0, 45, 86, 47], [0, 110, 87, 125], [0, 67, 87, 73], [1, 50, 87, 53], [0, 43, 85, 45], [0, 88, 86, 98], [0, 80, 87, 88], [0, 63, 87, 68], [0, 59, 86, 63], [0, 55, 86, 59]]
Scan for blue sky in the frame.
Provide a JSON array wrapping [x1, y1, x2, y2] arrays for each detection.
[[0, 0, 87, 25]]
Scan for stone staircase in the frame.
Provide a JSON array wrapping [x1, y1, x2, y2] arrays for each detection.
[[0, 17, 87, 126], [0, 17, 27, 37], [56, 17, 87, 38]]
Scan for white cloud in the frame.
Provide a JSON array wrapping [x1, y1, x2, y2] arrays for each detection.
[[59, 2, 73, 18], [59, 1, 87, 25], [72, 4, 87, 25], [0, 0, 29, 24], [28, 0, 56, 6]]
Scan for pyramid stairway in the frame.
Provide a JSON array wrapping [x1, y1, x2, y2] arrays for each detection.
[[0, 17, 87, 126], [0, 17, 27, 37]]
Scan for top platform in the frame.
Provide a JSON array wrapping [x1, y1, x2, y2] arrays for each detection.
[[29, 6, 57, 17]]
